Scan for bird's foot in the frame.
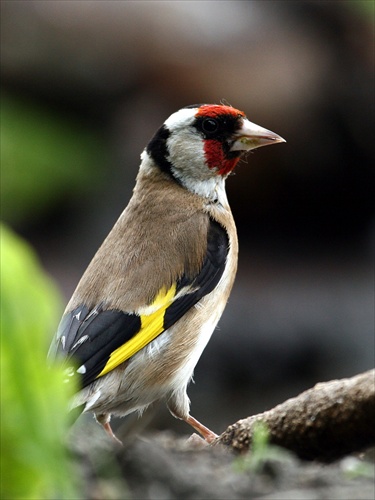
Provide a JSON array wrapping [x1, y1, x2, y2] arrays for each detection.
[[185, 414, 218, 443], [102, 421, 124, 446], [96, 413, 123, 446]]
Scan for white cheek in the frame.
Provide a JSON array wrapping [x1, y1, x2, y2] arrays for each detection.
[[167, 130, 207, 175]]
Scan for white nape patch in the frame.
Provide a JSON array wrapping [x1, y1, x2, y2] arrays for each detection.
[[164, 107, 197, 130], [77, 364, 86, 374], [84, 390, 102, 411], [71, 334, 89, 351], [140, 149, 148, 161]]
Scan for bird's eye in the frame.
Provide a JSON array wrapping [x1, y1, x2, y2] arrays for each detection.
[[202, 118, 219, 134]]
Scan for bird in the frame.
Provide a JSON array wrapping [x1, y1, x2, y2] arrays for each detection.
[[49, 103, 285, 444]]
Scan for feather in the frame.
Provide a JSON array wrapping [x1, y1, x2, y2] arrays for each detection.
[[52, 219, 229, 388]]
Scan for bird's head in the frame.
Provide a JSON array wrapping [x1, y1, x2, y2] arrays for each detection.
[[142, 103, 285, 198]]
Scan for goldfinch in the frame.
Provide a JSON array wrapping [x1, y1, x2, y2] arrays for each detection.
[[49, 104, 285, 444]]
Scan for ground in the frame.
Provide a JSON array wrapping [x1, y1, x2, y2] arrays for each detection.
[[70, 420, 374, 500]]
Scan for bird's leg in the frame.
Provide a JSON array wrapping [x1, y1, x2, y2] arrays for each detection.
[[168, 399, 218, 443], [185, 414, 218, 443], [102, 422, 124, 446], [95, 413, 123, 446]]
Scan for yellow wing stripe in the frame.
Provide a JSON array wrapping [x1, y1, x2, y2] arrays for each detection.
[[97, 284, 177, 378]]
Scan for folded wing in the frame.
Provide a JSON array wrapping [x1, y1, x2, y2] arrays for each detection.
[[49, 219, 229, 388]]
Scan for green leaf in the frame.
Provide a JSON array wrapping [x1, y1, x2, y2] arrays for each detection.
[[0, 223, 82, 499]]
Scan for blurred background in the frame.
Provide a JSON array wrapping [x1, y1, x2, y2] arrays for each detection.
[[1, 0, 374, 437]]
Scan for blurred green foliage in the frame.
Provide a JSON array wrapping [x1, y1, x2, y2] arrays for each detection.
[[347, 0, 375, 16], [233, 421, 293, 473], [0, 223, 81, 499], [0, 93, 105, 225]]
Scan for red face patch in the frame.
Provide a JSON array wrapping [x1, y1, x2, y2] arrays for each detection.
[[196, 104, 245, 175], [195, 104, 245, 120], [203, 139, 240, 175]]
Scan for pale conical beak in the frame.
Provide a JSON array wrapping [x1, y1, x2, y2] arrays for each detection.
[[231, 118, 286, 152]]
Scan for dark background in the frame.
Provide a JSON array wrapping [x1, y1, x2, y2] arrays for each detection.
[[1, 0, 374, 435]]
